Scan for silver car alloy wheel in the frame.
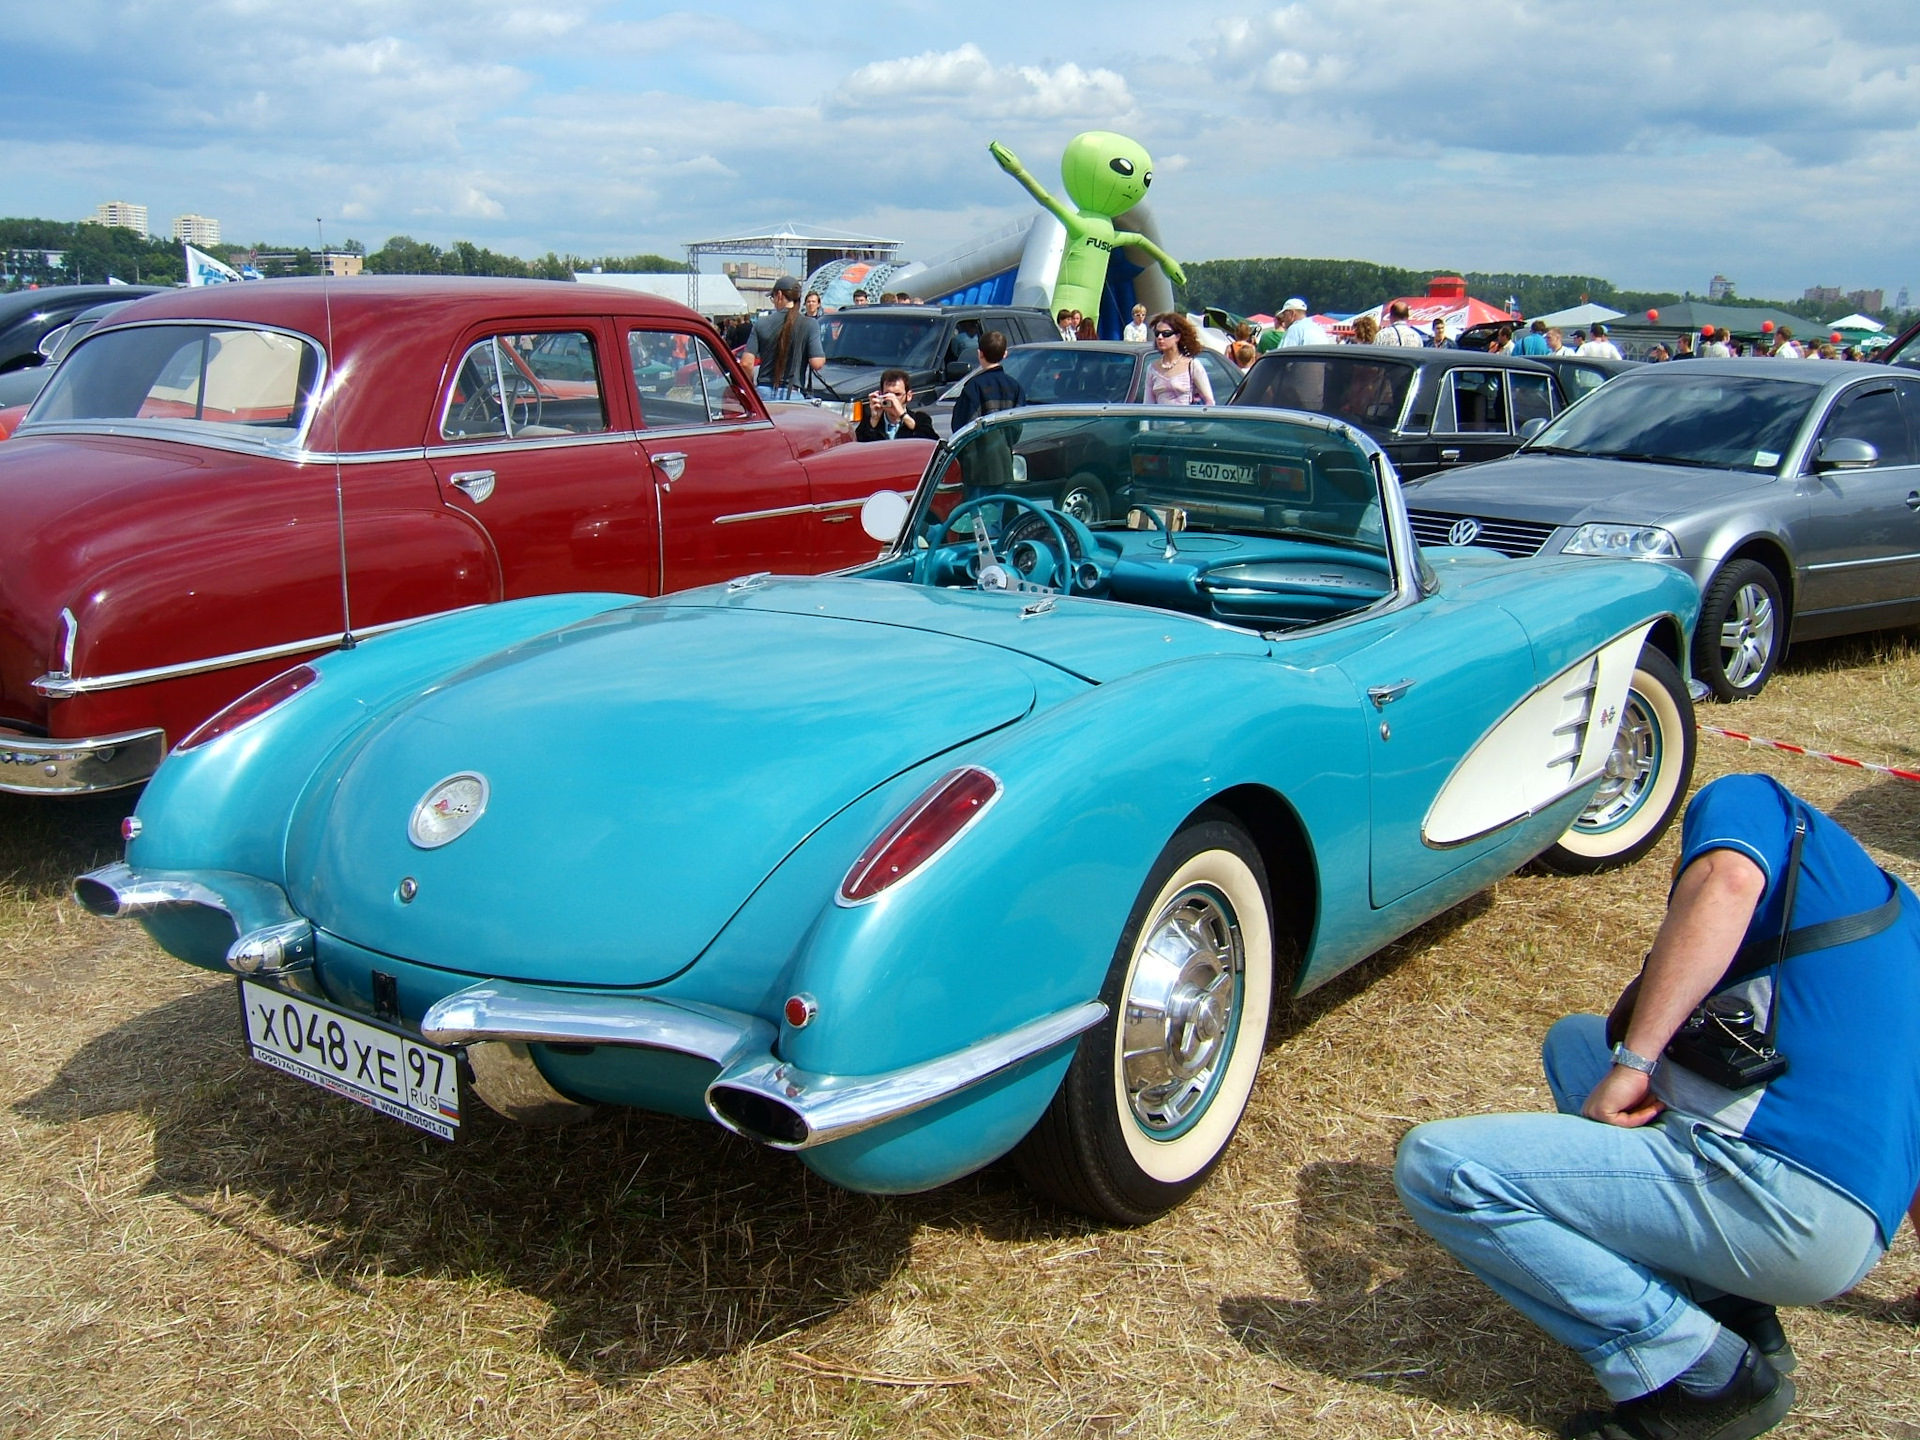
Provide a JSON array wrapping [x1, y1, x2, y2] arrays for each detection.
[[1577, 690, 1657, 832], [1720, 581, 1777, 689], [1120, 885, 1244, 1134]]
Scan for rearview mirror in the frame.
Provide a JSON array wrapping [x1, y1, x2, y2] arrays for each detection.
[[861, 489, 912, 543], [1813, 436, 1878, 471]]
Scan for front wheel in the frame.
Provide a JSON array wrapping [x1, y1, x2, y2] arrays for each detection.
[[1537, 646, 1695, 874], [1014, 814, 1273, 1223], [1693, 559, 1786, 700]]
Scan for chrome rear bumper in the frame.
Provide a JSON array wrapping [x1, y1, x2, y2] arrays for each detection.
[[0, 727, 165, 795], [422, 980, 1105, 1150]]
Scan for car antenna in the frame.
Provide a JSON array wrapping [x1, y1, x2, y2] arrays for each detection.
[[318, 218, 355, 649]]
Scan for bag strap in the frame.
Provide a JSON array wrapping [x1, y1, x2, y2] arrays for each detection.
[[1752, 813, 1807, 1048]]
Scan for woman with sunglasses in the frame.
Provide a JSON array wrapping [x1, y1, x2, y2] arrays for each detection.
[[1144, 313, 1215, 406]]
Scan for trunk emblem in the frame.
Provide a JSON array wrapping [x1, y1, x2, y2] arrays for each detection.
[[408, 773, 490, 849]]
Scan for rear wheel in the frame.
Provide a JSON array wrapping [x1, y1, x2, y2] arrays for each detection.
[[1015, 814, 1272, 1223], [1538, 646, 1695, 874], [1693, 559, 1785, 700]]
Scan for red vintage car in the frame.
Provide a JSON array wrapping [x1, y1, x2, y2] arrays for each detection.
[[0, 277, 928, 794]]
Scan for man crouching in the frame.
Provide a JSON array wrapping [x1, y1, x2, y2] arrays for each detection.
[[1395, 773, 1920, 1440]]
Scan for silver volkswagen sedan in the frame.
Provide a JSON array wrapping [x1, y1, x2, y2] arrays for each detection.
[[1401, 359, 1920, 698]]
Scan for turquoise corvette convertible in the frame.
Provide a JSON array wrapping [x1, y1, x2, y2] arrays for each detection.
[[78, 407, 1700, 1224]]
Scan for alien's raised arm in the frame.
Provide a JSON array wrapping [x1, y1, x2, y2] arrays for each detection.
[[1112, 232, 1187, 287], [988, 141, 1075, 228]]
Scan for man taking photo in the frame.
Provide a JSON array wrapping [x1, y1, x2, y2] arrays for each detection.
[[855, 369, 936, 443]]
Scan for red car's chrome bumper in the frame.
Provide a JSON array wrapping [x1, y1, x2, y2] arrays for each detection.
[[0, 726, 165, 794]]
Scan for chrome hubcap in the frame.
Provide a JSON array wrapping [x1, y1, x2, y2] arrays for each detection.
[[1578, 692, 1657, 830], [1719, 582, 1776, 688], [1121, 886, 1243, 1133], [1061, 487, 1099, 523]]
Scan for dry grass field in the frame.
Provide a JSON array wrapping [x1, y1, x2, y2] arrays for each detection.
[[3, 632, 1918, 1440]]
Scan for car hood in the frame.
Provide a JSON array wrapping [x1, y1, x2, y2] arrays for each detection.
[[291, 602, 1052, 986], [1403, 452, 1775, 525]]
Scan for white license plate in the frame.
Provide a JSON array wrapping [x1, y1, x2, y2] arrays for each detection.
[[1185, 459, 1254, 485], [239, 980, 462, 1140]]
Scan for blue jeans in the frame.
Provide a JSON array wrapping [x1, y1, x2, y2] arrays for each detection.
[[757, 383, 802, 402], [1394, 1014, 1882, 1401]]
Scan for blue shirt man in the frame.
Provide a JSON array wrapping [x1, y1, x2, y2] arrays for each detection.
[[1396, 774, 1920, 1440], [1517, 321, 1553, 356]]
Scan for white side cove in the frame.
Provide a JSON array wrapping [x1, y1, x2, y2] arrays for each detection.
[[1423, 624, 1653, 847]]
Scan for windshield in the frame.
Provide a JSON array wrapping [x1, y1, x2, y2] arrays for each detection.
[[908, 409, 1386, 552], [1231, 355, 1414, 432], [28, 323, 321, 437], [1525, 372, 1819, 472], [1000, 347, 1139, 404], [817, 313, 946, 369]]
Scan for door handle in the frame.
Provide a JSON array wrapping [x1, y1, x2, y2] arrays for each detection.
[[450, 469, 496, 504], [1367, 678, 1416, 709], [1907, 490, 1919, 512], [1439, 449, 1462, 463], [652, 451, 687, 489], [821, 512, 853, 524]]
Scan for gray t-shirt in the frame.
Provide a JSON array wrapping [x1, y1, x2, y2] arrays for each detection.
[[745, 310, 823, 390]]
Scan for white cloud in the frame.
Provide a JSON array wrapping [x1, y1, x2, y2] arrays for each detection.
[[831, 42, 1134, 121]]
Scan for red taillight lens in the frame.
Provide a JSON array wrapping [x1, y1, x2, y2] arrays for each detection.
[[839, 766, 1001, 904], [174, 665, 318, 753]]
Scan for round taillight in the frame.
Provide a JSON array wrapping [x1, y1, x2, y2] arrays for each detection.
[[174, 665, 318, 753], [784, 994, 818, 1028], [839, 767, 1001, 904]]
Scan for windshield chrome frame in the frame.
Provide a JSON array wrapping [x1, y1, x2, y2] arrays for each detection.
[[16, 318, 329, 457], [892, 403, 1424, 619]]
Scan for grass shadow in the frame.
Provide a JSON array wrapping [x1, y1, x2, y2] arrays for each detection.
[[1828, 776, 1920, 866], [0, 790, 135, 901], [1220, 1157, 1595, 1431], [15, 984, 934, 1381]]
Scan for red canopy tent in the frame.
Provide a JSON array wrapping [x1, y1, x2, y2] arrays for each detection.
[[1359, 275, 1515, 339]]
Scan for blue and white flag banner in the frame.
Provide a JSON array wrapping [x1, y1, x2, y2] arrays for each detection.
[[185, 244, 243, 286]]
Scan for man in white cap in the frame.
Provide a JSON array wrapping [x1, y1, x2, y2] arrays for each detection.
[[1277, 297, 1331, 347]]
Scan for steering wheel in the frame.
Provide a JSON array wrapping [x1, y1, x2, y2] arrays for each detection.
[[918, 494, 1075, 593]]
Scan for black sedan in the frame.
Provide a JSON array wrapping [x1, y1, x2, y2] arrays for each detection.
[[0, 284, 163, 374], [1227, 347, 1568, 480]]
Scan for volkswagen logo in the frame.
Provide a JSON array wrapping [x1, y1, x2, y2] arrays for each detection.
[[1447, 517, 1483, 546]]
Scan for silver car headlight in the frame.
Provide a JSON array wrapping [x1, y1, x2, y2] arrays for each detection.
[[1562, 524, 1680, 559]]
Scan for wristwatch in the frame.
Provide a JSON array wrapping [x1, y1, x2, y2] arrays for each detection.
[[1611, 1043, 1660, 1075]]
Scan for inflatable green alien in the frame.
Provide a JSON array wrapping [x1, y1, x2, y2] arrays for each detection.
[[988, 131, 1186, 323]]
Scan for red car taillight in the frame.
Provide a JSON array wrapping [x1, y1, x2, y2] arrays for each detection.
[[838, 767, 1001, 904], [174, 665, 318, 753]]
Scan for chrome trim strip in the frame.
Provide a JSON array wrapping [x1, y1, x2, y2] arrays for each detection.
[[33, 605, 481, 697], [1804, 550, 1920, 573], [0, 728, 167, 795], [421, 981, 776, 1068], [706, 1000, 1107, 1150], [430, 429, 637, 458]]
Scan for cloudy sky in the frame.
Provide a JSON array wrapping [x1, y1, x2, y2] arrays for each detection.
[[6, 0, 1916, 302]]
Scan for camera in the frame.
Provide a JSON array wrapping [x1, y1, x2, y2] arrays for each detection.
[[1664, 995, 1788, 1089]]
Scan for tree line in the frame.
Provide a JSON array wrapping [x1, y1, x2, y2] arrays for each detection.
[[1175, 256, 1890, 327], [0, 217, 685, 289]]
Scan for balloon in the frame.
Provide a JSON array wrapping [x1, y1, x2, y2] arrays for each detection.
[[1831, 332, 1843, 344], [1647, 309, 1660, 323], [1761, 320, 1775, 333]]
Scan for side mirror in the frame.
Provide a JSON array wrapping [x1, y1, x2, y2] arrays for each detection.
[[1813, 436, 1878, 471], [860, 490, 912, 543], [945, 360, 972, 380], [1518, 417, 1548, 440]]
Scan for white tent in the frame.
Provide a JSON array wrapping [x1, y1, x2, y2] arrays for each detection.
[[1827, 313, 1884, 333], [1530, 302, 1625, 329], [573, 271, 750, 316]]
